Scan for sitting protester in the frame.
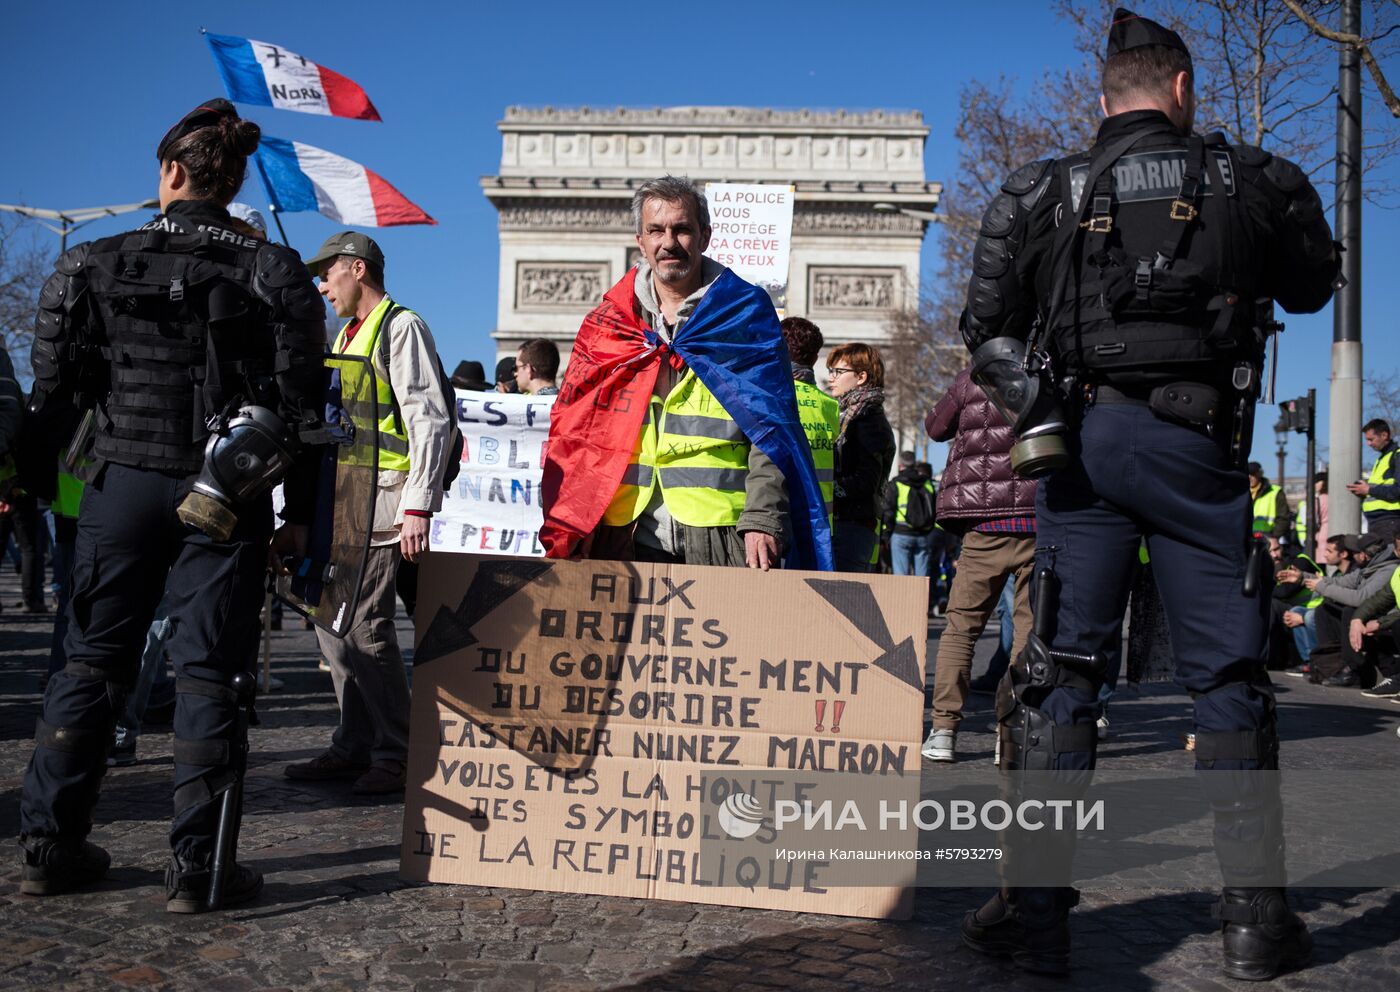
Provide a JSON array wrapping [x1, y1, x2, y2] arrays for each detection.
[[1273, 537, 1324, 670], [1349, 530, 1400, 698], [1302, 532, 1397, 687]]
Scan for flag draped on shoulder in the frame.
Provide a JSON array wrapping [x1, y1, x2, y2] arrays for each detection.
[[541, 268, 833, 571], [539, 272, 660, 560], [255, 136, 435, 227], [204, 32, 381, 121]]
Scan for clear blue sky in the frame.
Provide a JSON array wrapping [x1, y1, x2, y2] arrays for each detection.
[[4, 0, 1396, 475]]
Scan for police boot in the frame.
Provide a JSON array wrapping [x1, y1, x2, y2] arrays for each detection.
[[961, 886, 1078, 975], [19, 836, 111, 896], [1215, 887, 1312, 981], [165, 853, 263, 914]]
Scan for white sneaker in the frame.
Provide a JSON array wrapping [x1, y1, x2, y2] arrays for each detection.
[[921, 728, 956, 763]]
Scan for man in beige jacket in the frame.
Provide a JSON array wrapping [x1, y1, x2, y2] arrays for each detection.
[[286, 232, 451, 794]]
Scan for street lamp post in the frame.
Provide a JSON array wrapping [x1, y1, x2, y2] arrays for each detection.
[[0, 200, 161, 256], [1329, 0, 1363, 536]]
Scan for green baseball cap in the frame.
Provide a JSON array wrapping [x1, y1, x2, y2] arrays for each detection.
[[303, 231, 385, 277]]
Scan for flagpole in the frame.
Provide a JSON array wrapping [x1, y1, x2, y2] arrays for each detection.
[[267, 203, 292, 248], [252, 153, 292, 247]]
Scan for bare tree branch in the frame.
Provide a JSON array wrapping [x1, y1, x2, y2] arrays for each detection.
[[1282, 0, 1400, 116], [1366, 368, 1400, 426], [1267, 87, 1342, 131], [0, 215, 49, 387]]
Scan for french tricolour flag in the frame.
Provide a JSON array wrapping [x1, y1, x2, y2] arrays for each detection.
[[205, 32, 381, 121], [256, 137, 435, 227]]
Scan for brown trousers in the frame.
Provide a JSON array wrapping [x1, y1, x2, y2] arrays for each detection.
[[931, 529, 1036, 731]]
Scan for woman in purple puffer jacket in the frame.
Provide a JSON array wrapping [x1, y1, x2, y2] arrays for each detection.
[[920, 368, 1038, 764]]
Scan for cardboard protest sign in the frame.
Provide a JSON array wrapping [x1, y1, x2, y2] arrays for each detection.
[[704, 183, 794, 312], [429, 391, 553, 557], [401, 555, 925, 919]]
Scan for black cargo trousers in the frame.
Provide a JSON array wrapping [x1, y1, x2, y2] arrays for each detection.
[[20, 462, 271, 865]]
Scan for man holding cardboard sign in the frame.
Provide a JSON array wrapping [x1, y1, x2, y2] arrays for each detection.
[[539, 176, 832, 572]]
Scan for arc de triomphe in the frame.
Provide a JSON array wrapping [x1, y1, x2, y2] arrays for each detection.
[[482, 106, 942, 368]]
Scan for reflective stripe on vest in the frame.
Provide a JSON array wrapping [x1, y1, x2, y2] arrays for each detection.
[[1251, 484, 1281, 533], [603, 396, 661, 527], [334, 297, 411, 472], [794, 380, 837, 525], [1364, 448, 1400, 513], [601, 369, 749, 528]]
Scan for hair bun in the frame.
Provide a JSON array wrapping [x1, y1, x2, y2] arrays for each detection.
[[223, 117, 261, 157]]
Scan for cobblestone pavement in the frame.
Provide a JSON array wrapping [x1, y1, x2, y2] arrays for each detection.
[[2, 569, 1398, 991]]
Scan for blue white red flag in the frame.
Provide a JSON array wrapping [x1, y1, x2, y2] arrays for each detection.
[[541, 268, 833, 571], [205, 32, 381, 121], [256, 137, 435, 227]]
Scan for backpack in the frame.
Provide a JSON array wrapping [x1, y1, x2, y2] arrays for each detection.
[[904, 482, 936, 534], [379, 305, 464, 486]]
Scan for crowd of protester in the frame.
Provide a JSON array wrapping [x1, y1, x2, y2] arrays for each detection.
[[4, 153, 1397, 923], [8, 230, 1398, 780]]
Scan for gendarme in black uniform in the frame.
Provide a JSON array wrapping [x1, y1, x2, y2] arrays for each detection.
[[18, 100, 326, 911], [957, 9, 1338, 981]]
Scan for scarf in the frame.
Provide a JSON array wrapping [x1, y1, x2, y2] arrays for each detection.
[[838, 384, 885, 438]]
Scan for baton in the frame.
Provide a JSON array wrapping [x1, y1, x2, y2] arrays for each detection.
[[1242, 537, 1267, 598], [1032, 568, 1054, 642], [207, 671, 256, 911]]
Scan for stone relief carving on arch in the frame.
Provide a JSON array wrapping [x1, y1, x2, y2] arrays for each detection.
[[515, 262, 610, 310], [807, 267, 901, 312]]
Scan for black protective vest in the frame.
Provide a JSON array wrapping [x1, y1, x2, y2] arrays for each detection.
[[1046, 118, 1261, 384], [84, 220, 273, 473]]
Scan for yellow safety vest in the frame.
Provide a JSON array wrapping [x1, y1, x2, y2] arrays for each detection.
[[1251, 484, 1282, 534], [794, 380, 837, 526], [1390, 564, 1400, 609], [894, 479, 936, 529], [333, 297, 411, 473], [53, 453, 85, 520], [602, 368, 749, 528], [1363, 448, 1400, 513]]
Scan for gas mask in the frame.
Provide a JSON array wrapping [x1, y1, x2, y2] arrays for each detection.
[[969, 337, 1069, 478], [177, 406, 297, 541]]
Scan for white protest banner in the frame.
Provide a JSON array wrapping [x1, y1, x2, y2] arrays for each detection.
[[704, 183, 794, 312], [429, 390, 554, 557]]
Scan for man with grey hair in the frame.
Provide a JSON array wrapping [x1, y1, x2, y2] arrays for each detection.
[[540, 174, 811, 569]]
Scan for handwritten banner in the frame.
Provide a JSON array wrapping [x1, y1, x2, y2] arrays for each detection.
[[429, 390, 554, 557], [704, 182, 794, 313], [401, 556, 926, 918]]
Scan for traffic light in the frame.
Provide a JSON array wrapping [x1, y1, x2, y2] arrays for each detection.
[[1276, 395, 1314, 435]]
